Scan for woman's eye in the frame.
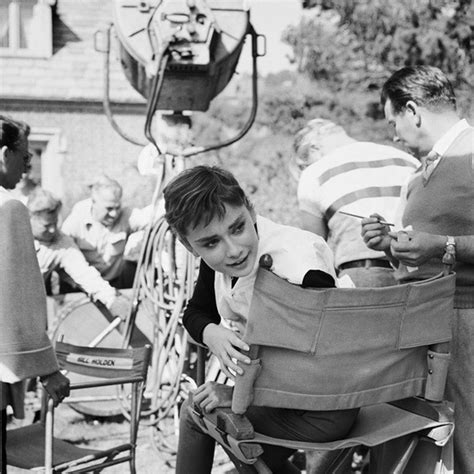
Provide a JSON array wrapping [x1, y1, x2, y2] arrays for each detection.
[[233, 223, 245, 234], [204, 240, 218, 248]]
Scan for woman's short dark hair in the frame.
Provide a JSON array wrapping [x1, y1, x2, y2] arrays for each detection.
[[381, 66, 456, 114], [163, 165, 253, 238], [0, 115, 30, 150]]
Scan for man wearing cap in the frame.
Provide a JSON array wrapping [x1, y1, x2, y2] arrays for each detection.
[[295, 118, 418, 287]]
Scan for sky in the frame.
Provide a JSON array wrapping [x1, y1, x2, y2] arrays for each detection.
[[238, 0, 305, 75]]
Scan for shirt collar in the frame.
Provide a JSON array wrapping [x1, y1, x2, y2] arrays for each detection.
[[84, 199, 95, 226], [431, 119, 470, 157]]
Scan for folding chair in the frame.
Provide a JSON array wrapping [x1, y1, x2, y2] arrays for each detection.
[[6, 341, 151, 473], [189, 259, 456, 473]]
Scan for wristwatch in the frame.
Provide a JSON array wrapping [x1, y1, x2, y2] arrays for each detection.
[[442, 236, 456, 266]]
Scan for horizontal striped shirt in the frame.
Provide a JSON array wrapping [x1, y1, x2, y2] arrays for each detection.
[[298, 142, 418, 267]]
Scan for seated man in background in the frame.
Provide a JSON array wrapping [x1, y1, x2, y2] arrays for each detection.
[[62, 175, 152, 289], [294, 118, 418, 287], [27, 188, 130, 319]]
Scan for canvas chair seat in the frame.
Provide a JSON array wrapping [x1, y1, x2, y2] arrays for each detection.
[[190, 397, 454, 465], [7, 423, 101, 470], [192, 264, 456, 473]]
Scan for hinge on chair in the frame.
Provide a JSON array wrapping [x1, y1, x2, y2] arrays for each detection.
[[214, 425, 229, 447]]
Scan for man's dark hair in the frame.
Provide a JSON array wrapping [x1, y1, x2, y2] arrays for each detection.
[[0, 115, 30, 150], [381, 66, 456, 114], [163, 165, 253, 238]]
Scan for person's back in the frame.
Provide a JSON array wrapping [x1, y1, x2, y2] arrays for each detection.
[[296, 119, 418, 287]]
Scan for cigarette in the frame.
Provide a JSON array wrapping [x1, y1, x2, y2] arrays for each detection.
[[338, 210, 394, 226]]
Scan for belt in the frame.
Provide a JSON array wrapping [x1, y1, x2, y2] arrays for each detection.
[[338, 259, 392, 271]]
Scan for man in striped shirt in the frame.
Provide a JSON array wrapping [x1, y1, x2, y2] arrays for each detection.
[[295, 119, 418, 287]]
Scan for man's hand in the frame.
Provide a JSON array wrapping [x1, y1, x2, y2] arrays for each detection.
[[361, 214, 393, 252], [107, 292, 131, 322], [193, 381, 233, 413], [202, 324, 250, 380], [39, 371, 70, 407], [389, 230, 445, 267]]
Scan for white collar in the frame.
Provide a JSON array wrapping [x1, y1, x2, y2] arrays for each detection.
[[431, 119, 470, 157]]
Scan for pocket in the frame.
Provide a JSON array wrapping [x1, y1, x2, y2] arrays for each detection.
[[245, 269, 326, 353]]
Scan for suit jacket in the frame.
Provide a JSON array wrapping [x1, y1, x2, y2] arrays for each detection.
[[0, 190, 58, 417]]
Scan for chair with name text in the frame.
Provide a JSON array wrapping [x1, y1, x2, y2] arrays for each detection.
[[7, 341, 151, 473]]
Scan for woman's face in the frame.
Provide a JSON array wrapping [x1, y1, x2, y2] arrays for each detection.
[[1, 132, 32, 189], [184, 204, 259, 278]]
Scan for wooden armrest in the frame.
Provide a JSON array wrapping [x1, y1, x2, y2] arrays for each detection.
[[216, 410, 255, 440], [190, 393, 255, 440]]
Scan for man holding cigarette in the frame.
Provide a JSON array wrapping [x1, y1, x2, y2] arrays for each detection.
[[294, 119, 418, 287], [361, 66, 474, 472]]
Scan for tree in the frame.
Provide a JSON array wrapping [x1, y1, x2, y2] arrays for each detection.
[[290, 0, 473, 89]]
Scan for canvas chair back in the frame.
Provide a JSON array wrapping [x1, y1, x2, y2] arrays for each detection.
[[232, 268, 456, 414]]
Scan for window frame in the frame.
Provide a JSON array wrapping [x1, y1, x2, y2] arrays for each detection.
[[0, 0, 55, 59]]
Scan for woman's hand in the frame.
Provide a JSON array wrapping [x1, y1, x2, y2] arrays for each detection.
[[202, 324, 250, 380], [193, 381, 233, 413]]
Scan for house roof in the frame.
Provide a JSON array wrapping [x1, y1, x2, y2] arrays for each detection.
[[0, 0, 145, 104]]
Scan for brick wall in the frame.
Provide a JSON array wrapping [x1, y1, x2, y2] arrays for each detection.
[[1, 104, 157, 216]]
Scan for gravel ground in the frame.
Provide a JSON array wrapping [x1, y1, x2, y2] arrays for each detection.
[[7, 402, 236, 474]]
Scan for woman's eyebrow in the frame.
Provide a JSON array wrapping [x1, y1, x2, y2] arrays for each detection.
[[194, 234, 219, 244], [228, 214, 245, 232], [193, 213, 246, 244]]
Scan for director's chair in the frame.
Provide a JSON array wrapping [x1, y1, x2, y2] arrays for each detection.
[[190, 259, 456, 473], [6, 342, 151, 473]]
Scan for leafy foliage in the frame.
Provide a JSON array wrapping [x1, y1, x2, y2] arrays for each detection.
[[187, 1, 472, 225], [292, 0, 473, 90]]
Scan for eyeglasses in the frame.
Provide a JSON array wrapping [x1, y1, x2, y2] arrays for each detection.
[[23, 150, 33, 167]]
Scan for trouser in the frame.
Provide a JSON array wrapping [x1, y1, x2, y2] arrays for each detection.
[[445, 307, 474, 474], [109, 261, 137, 289], [175, 397, 359, 474], [1, 409, 6, 473]]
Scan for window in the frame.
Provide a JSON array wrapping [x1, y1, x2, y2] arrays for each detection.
[[0, 0, 54, 58], [13, 128, 66, 203]]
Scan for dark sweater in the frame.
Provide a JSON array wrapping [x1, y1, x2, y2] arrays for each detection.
[[183, 259, 335, 345], [398, 127, 474, 308]]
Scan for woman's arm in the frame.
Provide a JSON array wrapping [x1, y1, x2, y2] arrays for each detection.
[[184, 260, 250, 379], [183, 259, 220, 345]]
